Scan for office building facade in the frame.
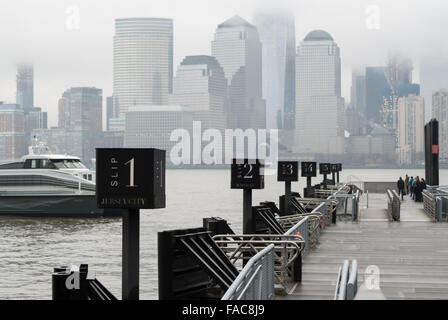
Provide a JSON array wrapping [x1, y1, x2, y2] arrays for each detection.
[[113, 18, 173, 130], [294, 30, 345, 155], [253, 12, 295, 130], [397, 94, 425, 163], [432, 89, 448, 160], [0, 103, 25, 160], [212, 15, 265, 130]]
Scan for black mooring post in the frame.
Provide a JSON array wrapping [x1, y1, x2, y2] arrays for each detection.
[[307, 177, 312, 189], [284, 181, 291, 215], [425, 119, 439, 186], [243, 189, 253, 234], [123, 208, 140, 300]]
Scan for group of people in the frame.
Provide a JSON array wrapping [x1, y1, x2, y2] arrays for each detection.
[[397, 175, 427, 202]]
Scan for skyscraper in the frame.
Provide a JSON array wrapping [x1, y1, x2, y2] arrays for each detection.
[[0, 103, 25, 160], [397, 94, 425, 163], [58, 87, 102, 164], [253, 12, 295, 130], [350, 70, 366, 113], [16, 65, 34, 111], [112, 18, 173, 130], [432, 89, 448, 160], [169, 55, 227, 131], [16, 64, 47, 149], [365, 55, 420, 125], [294, 30, 345, 155], [365, 67, 390, 123], [211, 15, 265, 130]]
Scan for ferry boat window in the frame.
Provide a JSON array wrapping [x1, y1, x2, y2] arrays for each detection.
[[30, 160, 38, 169], [72, 160, 87, 169], [50, 159, 87, 169]]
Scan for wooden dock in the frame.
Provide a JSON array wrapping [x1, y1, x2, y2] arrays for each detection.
[[277, 192, 448, 300]]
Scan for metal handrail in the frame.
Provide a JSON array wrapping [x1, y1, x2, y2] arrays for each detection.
[[334, 259, 358, 300], [221, 244, 275, 300], [284, 216, 309, 254], [213, 234, 304, 286]]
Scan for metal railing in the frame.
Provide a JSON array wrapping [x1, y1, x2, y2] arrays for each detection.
[[213, 234, 304, 287], [222, 244, 275, 300], [386, 189, 400, 221], [334, 260, 358, 300], [284, 216, 309, 254], [221, 183, 352, 300]]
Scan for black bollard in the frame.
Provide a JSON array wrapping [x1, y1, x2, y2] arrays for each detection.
[[302, 162, 317, 198], [278, 161, 299, 215], [231, 159, 264, 234], [52, 265, 88, 300], [319, 163, 331, 189], [425, 119, 439, 186]]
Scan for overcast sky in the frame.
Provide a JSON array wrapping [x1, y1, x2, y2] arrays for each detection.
[[0, 0, 447, 127]]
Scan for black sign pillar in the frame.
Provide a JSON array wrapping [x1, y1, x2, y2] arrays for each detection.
[[336, 163, 342, 184], [302, 162, 317, 198], [425, 119, 439, 186], [243, 189, 252, 234], [320, 163, 331, 189], [331, 164, 338, 186], [97, 148, 166, 300], [122, 208, 139, 300], [231, 159, 264, 234], [278, 161, 298, 215]]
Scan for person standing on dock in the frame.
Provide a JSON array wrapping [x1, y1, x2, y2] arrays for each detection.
[[405, 175, 410, 195], [421, 178, 427, 191], [409, 176, 414, 198], [397, 177, 405, 200], [414, 176, 422, 202]]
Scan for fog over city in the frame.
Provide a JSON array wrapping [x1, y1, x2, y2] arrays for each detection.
[[0, 0, 447, 126]]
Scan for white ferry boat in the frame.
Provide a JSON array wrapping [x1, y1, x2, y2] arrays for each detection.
[[0, 143, 121, 217]]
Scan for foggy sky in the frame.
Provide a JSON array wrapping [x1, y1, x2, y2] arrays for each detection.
[[0, 0, 447, 127]]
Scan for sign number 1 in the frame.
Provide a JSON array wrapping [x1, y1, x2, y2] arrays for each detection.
[[125, 158, 138, 187]]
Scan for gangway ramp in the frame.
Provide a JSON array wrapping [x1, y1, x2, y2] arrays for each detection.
[[278, 192, 448, 300]]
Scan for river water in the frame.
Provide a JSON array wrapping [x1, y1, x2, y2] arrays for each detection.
[[0, 168, 445, 299]]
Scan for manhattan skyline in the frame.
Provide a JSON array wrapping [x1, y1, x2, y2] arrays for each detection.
[[1, 0, 448, 127]]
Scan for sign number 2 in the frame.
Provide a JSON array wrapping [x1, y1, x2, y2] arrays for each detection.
[[125, 158, 138, 187]]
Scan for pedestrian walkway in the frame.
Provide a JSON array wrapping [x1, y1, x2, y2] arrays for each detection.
[[277, 192, 446, 300]]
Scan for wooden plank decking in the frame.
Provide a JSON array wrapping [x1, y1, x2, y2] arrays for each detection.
[[276, 193, 448, 300]]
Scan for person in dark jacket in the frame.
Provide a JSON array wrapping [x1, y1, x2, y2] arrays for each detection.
[[397, 177, 405, 200], [421, 178, 427, 191], [414, 176, 422, 202]]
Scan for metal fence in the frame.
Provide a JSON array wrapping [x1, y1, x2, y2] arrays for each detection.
[[221, 244, 275, 300], [284, 216, 309, 254], [386, 189, 400, 221], [334, 260, 358, 300], [221, 183, 356, 300]]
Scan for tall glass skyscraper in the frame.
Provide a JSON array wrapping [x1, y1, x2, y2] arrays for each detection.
[[58, 87, 102, 165], [16, 65, 34, 111], [253, 12, 295, 130], [294, 30, 345, 155], [112, 18, 173, 130], [211, 15, 265, 130]]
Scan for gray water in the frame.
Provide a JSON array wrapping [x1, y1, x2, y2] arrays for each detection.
[[0, 168, 444, 299]]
